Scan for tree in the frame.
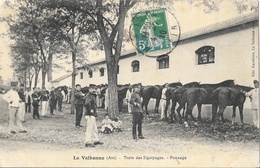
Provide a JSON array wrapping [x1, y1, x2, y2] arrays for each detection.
[[43, 0, 97, 114]]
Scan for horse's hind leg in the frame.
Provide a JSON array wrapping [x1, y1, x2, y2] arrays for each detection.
[[197, 103, 202, 121], [232, 106, 236, 125], [238, 105, 244, 127], [170, 100, 177, 123], [218, 106, 226, 123]]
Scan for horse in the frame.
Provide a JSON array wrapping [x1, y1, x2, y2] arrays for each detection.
[[55, 86, 68, 96], [167, 82, 201, 122], [118, 84, 130, 112], [180, 80, 235, 122], [140, 82, 182, 115], [212, 85, 254, 126]]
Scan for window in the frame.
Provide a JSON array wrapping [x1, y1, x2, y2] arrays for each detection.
[[157, 55, 169, 69], [88, 70, 93, 78], [117, 65, 119, 74], [131, 60, 140, 72], [196, 46, 215, 65], [100, 68, 104, 77], [80, 72, 83, 79]]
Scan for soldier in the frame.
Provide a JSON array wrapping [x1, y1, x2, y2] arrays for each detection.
[[56, 87, 63, 112], [160, 83, 169, 120], [241, 80, 259, 128], [32, 87, 41, 120], [49, 86, 56, 115], [74, 84, 85, 128], [40, 87, 49, 117], [18, 85, 26, 123], [24, 87, 32, 113], [3, 82, 27, 133], [130, 84, 145, 140]]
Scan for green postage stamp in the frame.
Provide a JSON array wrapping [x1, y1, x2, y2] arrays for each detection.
[[131, 8, 172, 56]]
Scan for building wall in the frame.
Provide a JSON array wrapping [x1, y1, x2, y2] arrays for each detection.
[[73, 21, 258, 125]]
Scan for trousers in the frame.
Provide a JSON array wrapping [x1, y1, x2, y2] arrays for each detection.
[[9, 106, 24, 132], [132, 112, 143, 138], [18, 102, 25, 122], [252, 109, 259, 128], [41, 101, 48, 116], [85, 115, 99, 144], [75, 104, 83, 126]]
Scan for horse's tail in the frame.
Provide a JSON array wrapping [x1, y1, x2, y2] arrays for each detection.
[[212, 88, 221, 102]]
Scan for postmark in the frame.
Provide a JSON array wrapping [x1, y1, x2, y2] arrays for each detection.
[[129, 8, 181, 57]]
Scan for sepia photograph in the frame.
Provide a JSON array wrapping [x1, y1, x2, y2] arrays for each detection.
[[0, 0, 259, 167]]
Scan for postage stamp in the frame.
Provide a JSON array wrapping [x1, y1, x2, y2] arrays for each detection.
[[130, 8, 181, 57]]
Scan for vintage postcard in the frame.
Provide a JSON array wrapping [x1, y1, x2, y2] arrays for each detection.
[[0, 0, 259, 167]]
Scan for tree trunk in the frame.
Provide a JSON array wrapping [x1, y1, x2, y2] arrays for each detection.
[[70, 50, 76, 114], [106, 59, 119, 119], [47, 53, 53, 82], [34, 68, 39, 89], [41, 70, 47, 89]]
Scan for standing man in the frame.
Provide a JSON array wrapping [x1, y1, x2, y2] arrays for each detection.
[[32, 87, 41, 120], [241, 80, 259, 128], [18, 85, 26, 123], [84, 88, 103, 147], [49, 86, 56, 115], [3, 82, 27, 133], [126, 85, 133, 113], [40, 87, 49, 117], [104, 88, 108, 112], [24, 87, 32, 113], [130, 84, 145, 140], [74, 84, 85, 128], [56, 87, 63, 112], [160, 83, 169, 120]]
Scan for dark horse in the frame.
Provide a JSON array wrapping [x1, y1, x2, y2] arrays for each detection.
[[166, 82, 201, 122], [55, 86, 68, 96], [179, 80, 235, 122], [118, 84, 130, 112], [140, 82, 182, 115], [212, 85, 254, 126]]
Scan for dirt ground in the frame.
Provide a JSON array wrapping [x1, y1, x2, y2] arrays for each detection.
[[0, 94, 259, 167]]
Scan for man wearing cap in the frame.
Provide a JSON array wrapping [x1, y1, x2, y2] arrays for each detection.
[[18, 85, 26, 123], [130, 84, 145, 139], [74, 84, 85, 128], [40, 87, 49, 117], [49, 86, 56, 115], [24, 87, 32, 113], [241, 80, 259, 128], [3, 82, 27, 133]]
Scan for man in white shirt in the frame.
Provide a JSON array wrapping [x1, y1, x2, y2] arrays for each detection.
[[241, 80, 259, 128], [3, 82, 27, 134], [161, 83, 169, 120], [125, 85, 133, 113]]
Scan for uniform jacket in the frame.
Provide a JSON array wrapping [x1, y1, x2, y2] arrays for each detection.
[[3, 89, 21, 108], [74, 90, 85, 105], [24, 91, 32, 104], [130, 92, 143, 113]]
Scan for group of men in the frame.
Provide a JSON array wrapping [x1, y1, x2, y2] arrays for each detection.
[[2, 83, 64, 134]]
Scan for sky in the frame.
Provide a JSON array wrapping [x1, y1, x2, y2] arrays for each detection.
[[0, 0, 257, 84]]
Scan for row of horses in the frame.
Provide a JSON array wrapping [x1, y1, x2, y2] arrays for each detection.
[[65, 80, 253, 126], [140, 80, 253, 126]]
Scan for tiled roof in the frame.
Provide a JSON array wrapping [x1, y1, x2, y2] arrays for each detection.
[[51, 73, 72, 83], [82, 12, 259, 67]]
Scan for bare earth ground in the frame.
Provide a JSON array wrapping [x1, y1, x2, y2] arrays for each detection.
[[0, 94, 259, 167]]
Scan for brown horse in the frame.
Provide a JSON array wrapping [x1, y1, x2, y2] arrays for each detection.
[[140, 82, 182, 115], [167, 82, 201, 122], [180, 80, 235, 122], [212, 85, 254, 126]]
